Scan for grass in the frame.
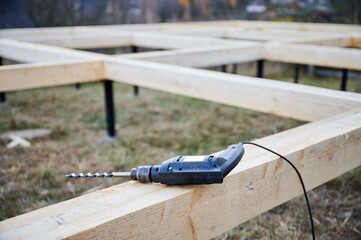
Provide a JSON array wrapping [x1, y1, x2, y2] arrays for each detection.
[[0, 67, 360, 239]]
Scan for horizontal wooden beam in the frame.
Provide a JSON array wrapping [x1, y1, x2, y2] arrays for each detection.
[[0, 60, 104, 92], [1, 20, 359, 39], [104, 58, 361, 122], [1, 109, 360, 239], [229, 20, 361, 32], [118, 43, 262, 67], [0, 27, 76, 39], [9, 32, 132, 49], [264, 43, 361, 70], [114, 30, 243, 49], [351, 34, 361, 48], [280, 35, 353, 47], [0, 39, 101, 62]]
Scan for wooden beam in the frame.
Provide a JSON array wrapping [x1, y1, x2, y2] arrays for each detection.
[[163, 27, 353, 47], [0, 39, 101, 63], [280, 35, 353, 47], [124, 31, 241, 49], [1, 109, 360, 239], [0, 60, 104, 92], [1, 20, 359, 39], [0, 27, 76, 39], [104, 58, 361, 122], [0, 28, 132, 49], [228, 20, 361, 33], [351, 34, 361, 48], [263, 43, 361, 70], [118, 43, 262, 67], [7, 32, 132, 49]]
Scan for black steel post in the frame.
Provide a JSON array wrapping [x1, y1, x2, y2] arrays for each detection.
[[0, 57, 5, 104], [131, 46, 139, 96], [103, 80, 116, 138], [0, 92, 5, 104], [221, 65, 227, 73], [294, 64, 300, 84], [232, 63, 237, 74], [341, 69, 348, 91], [257, 60, 264, 78], [75, 83, 81, 90], [133, 85, 139, 95]]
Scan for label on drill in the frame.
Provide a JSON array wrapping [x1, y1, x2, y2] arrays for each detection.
[[183, 156, 207, 162]]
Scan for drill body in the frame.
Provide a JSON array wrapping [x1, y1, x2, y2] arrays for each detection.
[[131, 142, 245, 185]]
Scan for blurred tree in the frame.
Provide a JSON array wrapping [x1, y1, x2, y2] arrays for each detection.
[[229, 0, 237, 8], [330, 0, 360, 24], [20, 0, 360, 27]]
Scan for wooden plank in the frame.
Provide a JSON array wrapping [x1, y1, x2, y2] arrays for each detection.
[[0, 39, 101, 63], [279, 35, 353, 47], [0, 27, 76, 39], [1, 109, 360, 240], [93, 20, 361, 33], [228, 20, 361, 33], [263, 43, 361, 70], [118, 43, 262, 67], [351, 34, 361, 48], [131, 31, 241, 49], [1, 21, 359, 39], [162, 27, 352, 46], [0, 60, 104, 92], [104, 58, 361, 122], [7, 32, 132, 49]]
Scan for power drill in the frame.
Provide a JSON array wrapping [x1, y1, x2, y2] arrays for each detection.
[[66, 142, 316, 239], [67, 142, 244, 185]]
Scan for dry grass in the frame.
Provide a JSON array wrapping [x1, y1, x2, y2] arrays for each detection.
[[0, 68, 360, 239]]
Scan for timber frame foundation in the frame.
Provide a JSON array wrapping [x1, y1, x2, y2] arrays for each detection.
[[0, 20, 361, 240]]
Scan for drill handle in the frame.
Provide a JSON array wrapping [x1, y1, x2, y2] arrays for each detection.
[[217, 142, 245, 177]]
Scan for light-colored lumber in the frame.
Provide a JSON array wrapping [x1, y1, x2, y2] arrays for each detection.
[[279, 34, 353, 47], [0, 39, 101, 62], [1, 109, 360, 240], [351, 34, 361, 48], [229, 20, 361, 33], [8, 32, 132, 49], [117, 43, 262, 67], [263, 43, 361, 70], [105, 58, 361, 122], [0, 60, 103, 92], [163, 27, 353, 46], [1, 20, 359, 39], [0, 27, 76, 39]]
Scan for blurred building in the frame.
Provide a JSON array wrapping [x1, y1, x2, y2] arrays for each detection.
[[0, 0, 34, 29]]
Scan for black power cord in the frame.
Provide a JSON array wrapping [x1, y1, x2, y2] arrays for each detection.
[[241, 141, 315, 240]]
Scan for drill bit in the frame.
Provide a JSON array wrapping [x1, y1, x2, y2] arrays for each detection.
[[66, 172, 130, 179]]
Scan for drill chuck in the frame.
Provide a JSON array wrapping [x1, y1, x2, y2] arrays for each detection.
[[130, 166, 152, 183]]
